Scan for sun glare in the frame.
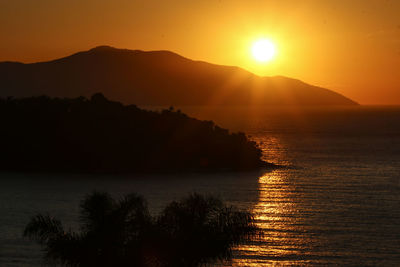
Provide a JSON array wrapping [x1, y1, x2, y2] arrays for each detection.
[[251, 39, 276, 62]]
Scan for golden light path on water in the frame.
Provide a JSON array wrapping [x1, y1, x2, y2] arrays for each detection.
[[230, 135, 313, 266], [232, 170, 301, 266]]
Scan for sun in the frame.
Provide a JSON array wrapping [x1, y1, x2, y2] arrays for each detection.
[[251, 39, 276, 62]]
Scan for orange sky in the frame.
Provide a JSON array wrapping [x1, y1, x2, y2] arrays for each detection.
[[1, 0, 399, 104]]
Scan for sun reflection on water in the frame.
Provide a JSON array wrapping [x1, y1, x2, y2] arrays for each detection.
[[232, 170, 311, 266]]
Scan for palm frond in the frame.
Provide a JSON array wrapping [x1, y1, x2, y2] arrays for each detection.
[[116, 193, 152, 234], [23, 214, 64, 244], [79, 191, 114, 231]]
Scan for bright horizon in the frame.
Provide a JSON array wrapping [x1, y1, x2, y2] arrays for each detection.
[[1, 0, 399, 105]]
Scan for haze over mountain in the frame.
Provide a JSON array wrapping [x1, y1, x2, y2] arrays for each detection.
[[0, 46, 357, 106]]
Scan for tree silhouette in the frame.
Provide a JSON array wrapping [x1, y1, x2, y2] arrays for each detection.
[[154, 194, 259, 266], [24, 192, 152, 266], [24, 192, 259, 266]]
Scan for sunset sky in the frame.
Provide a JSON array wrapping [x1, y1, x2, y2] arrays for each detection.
[[1, 0, 399, 104]]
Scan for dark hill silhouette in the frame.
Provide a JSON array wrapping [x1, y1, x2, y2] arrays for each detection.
[[0, 94, 269, 173], [0, 46, 357, 106]]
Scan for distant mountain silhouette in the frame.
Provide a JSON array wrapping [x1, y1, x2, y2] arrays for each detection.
[[0, 46, 357, 106]]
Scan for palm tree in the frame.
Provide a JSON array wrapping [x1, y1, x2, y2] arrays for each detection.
[[24, 192, 259, 266], [154, 194, 260, 266], [24, 192, 152, 266]]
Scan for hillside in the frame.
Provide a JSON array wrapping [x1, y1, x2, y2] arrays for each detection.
[[0, 93, 269, 173], [0, 46, 357, 106]]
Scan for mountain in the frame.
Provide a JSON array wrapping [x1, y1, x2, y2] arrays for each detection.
[[0, 46, 357, 106]]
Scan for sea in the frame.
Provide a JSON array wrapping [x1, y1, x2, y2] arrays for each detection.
[[0, 106, 399, 266]]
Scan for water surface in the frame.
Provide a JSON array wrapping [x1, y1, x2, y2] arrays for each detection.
[[1, 106, 399, 266]]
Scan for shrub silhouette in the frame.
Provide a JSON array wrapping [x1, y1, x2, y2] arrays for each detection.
[[24, 192, 260, 266], [0, 94, 269, 173]]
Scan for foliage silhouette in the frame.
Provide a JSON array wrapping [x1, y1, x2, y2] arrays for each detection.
[[24, 192, 260, 266], [0, 94, 269, 173]]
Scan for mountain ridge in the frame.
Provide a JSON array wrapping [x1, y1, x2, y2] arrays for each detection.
[[0, 46, 358, 106]]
